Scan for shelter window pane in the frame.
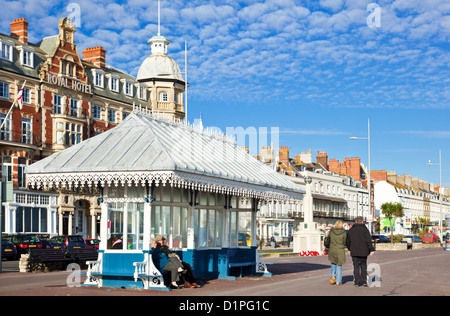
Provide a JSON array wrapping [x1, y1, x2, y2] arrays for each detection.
[[161, 206, 171, 239], [127, 202, 144, 250], [238, 211, 252, 247], [215, 210, 223, 248], [151, 206, 161, 237], [230, 212, 237, 247], [109, 202, 124, 240], [207, 210, 215, 247], [198, 209, 207, 248], [181, 207, 188, 248], [172, 207, 181, 248]]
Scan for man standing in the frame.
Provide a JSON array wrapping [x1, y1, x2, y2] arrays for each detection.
[[346, 216, 375, 287]]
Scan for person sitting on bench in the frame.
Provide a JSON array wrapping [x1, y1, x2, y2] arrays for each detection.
[[152, 235, 201, 289]]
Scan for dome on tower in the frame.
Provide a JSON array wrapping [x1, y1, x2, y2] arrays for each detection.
[[137, 35, 184, 82]]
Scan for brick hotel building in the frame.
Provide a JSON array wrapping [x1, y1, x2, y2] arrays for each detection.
[[0, 17, 186, 237]]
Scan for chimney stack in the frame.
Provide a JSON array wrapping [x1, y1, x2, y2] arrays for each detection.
[[316, 151, 328, 170], [82, 46, 106, 69], [10, 18, 28, 44]]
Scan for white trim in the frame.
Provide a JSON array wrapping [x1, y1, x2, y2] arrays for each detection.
[[27, 170, 302, 203]]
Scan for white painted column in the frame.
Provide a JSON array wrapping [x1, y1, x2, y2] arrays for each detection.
[[68, 212, 73, 235], [143, 202, 151, 251], [187, 207, 195, 249], [99, 202, 109, 251]]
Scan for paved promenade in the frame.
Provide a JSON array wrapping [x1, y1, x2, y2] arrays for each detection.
[[0, 248, 448, 300]]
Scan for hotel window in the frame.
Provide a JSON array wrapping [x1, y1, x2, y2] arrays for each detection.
[[174, 92, 178, 104], [21, 117, 32, 144], [108, 109, 116, 123], [21, 49, 34, 67], [56, 122, 64, 145], [22, 87, 30, 104], [70, 124, 81, 145], [0, 81, 9, 99], [18, 157, 27, 188], [138, 86, 147, 100], [159, 91, 168, 102], [60, 61, 66, 75], [54, 95, 61, 114], [2, 156, 12, 181], [0, 41, 13, 62], [67, 62, 73, 77], [110, 77, 119, 92], [70, 99, 78, 117], [124, 81, 133, 97], [92, 105, 101, 119], [0, 113, 11, 141], [94, 71, 104, 88], [61, 122, 82, 146]]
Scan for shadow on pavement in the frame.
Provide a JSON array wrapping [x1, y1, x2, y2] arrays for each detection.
[[269, 262, 330, 275]]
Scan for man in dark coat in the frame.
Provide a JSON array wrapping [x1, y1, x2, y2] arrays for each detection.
[[346, 217, 375, 287]]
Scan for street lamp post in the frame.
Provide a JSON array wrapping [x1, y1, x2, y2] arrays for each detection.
[[428, 149, 443, 245], [350, 118, 372, 233]]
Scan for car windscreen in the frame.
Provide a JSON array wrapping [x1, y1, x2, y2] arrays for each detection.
[[68, 236, 84, 243], [22, 235, 40, 242]]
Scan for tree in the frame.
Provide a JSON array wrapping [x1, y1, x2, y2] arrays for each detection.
[[381, 202, 405, 242]]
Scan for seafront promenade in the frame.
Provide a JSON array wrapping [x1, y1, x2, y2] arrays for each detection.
[[1, 248, 448, 298]]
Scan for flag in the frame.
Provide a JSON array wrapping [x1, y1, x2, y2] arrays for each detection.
[[16, 87, 23, 110]]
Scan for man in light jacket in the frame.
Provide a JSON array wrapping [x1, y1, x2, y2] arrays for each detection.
[[346, 216, 375, 287]]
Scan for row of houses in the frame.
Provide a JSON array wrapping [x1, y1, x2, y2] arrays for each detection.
[[256, 145, 450, 243]]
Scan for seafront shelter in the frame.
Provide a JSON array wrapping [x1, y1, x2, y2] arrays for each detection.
[[25, 108, 303, 289]]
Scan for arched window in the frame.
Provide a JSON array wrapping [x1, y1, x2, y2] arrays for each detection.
[[159, 91, 168, 102]]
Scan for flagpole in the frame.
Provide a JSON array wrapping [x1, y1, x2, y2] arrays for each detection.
[[0, 80, 26, 131]]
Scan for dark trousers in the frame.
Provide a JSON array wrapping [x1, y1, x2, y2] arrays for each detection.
[[162, 257, 184, 283], [181, 262, 197, 284], [352, 256, 368, 285]]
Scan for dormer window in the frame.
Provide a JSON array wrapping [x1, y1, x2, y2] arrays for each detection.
[[121, 79, 133, 97], [92, 69, 105, 88], [106, 74, 120, 93], [137, 84, 147, 100], [18, 46, 34, 68], [111, 78, 118, 92], [0, 39, 14, 62]]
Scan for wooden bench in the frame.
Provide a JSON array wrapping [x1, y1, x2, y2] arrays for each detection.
[[67, 248, 98, 263], [28, 248, 74, 272], [227, 248, 257, 277]]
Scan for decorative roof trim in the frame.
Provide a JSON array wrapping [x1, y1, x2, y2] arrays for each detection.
[[26, 170, 302, 203]]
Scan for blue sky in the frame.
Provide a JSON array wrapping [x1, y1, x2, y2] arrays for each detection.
[[1, 0, 449, 187]]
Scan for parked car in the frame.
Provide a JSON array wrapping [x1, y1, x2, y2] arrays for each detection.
[[49, 235, 86, 251], [42, 239, 64, 249], [1, 240, 18, 260], [3, 234, 42, 257], [85, 239, 100, 250], [401, 235, 422, 244], [422, 232, 440, 243], [371, 235, 391, 243]]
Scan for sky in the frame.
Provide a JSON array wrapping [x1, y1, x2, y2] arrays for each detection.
[[1, 0, 449, 187]]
